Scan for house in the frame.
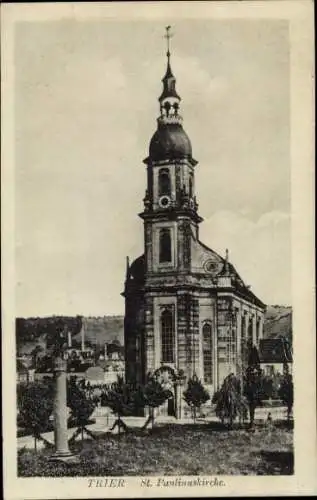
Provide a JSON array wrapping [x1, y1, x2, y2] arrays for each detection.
[[17, 359, 35, 383], [34, 362, 93, 382], [97, 359, 125, 384], [259, 338, 293, 376]]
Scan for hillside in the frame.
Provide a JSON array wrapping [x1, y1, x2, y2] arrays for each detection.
[[16, 315, 124, 356], [263, 305, 292, 344], [73, 316, 124, 346], [16, 305, 292, 355]]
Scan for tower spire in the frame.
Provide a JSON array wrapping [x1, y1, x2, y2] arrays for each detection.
[[159, 26, 181, 121]]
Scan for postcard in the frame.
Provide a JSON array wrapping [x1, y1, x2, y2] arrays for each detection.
[[1, 1, 316, 498]]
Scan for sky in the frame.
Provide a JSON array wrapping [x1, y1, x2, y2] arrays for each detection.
[[15, 19, 291, 317]]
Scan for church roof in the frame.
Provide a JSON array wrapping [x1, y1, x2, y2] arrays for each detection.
[[190, 233, 265, 308], [128, 254, 145, 282], [126, 245, 264, 309], [159, 60, 181, 102], [149, 123, 192, 161]]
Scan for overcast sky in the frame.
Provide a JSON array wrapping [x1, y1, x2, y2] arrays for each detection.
[[15, 19, 291, 317]]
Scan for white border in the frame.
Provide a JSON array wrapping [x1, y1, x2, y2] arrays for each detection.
[[1, 1, 316, 498]]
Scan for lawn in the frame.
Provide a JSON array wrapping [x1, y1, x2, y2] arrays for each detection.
[[18, 420, 293, 477]]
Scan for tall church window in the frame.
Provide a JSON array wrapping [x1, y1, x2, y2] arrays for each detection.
[[161, 307, 174, 363], [158, 168, 171, 196], [189, 173, 193, 198], [159, 228, 172, 263], [241, 314, 247, 365], [256, 320, 260, 346], [203, 323, 213, 384], [248, 319, 253, 343], [225, 327, 236, 365]]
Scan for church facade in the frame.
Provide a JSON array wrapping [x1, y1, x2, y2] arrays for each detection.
[[123, 36, 265, 417]]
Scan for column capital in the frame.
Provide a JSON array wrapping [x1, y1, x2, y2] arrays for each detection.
[[53, 357, 67, 372]]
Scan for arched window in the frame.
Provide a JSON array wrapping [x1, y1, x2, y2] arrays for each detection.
[[161, 308, 174, 363], [241, 314, 247, 365], [203, 323, 213, 384], [158, 168, 171, 196], [248, 319, 253, 342], [159, 228, 172, 263], [256, 319, 261, 345]]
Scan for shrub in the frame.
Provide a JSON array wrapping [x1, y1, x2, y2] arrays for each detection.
[[101, 378, 136, 434], [212, 374, 248, 428], [183, 375, 210, 422], [135, 376, 172, 429], [17, 382, 54, 450], [278, 373, 293, 421], [67, 379, 97, 442]]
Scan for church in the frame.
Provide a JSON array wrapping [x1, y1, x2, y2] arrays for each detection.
[[123, 30, 265, 418]]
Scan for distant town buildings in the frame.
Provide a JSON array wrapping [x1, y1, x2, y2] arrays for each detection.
[[259, 338, 293, 375], [20, 334, 126, 386]]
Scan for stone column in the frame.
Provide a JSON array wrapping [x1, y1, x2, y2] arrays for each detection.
[[50, 357, 74, 460], [174, 377, 186, 420], [241, 311, 248, 369], [192, 298, 200, 378], [252, 313, 257, 345], [177, 293, 188, 376], [144, 295, 155, 374]]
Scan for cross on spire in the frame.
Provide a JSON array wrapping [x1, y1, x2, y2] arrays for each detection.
[[164, 25, 173, 57]]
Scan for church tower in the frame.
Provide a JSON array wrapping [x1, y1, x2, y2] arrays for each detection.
[[123, 28, 265, 417]]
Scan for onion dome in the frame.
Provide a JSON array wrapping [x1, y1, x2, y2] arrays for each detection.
[[147, 26, 194, 163], [149, 123, 192, 161]]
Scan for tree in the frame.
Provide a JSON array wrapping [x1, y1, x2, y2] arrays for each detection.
[[101, 377, 135, 434], [243, 342, 264, 427], [183, 375, 210, 423], [17, 381, 54, 450], [67, 379, 97, 443], [212, 373, 248, 428], [278, 365, 293, 421], [135, 375, 172, 430], [30, 345, 44, 369], [16, 316, 83, 352], [45, 316, 83, 352]]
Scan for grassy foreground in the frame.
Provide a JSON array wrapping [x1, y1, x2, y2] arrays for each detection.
[[18, 421, 293, 477]]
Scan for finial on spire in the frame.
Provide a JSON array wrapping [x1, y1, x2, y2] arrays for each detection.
[[225, 248, 229, 262], [158, 25, 181, 118], [164, 25, 173, 58]]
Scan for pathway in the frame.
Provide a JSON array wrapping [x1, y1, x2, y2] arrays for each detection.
[[17, 405, 288, 450]]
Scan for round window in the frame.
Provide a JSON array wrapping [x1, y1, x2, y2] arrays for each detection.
[[204, 259, 217, 273]]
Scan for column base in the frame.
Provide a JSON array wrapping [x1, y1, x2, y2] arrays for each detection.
[[49, 451, 79, 464]]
